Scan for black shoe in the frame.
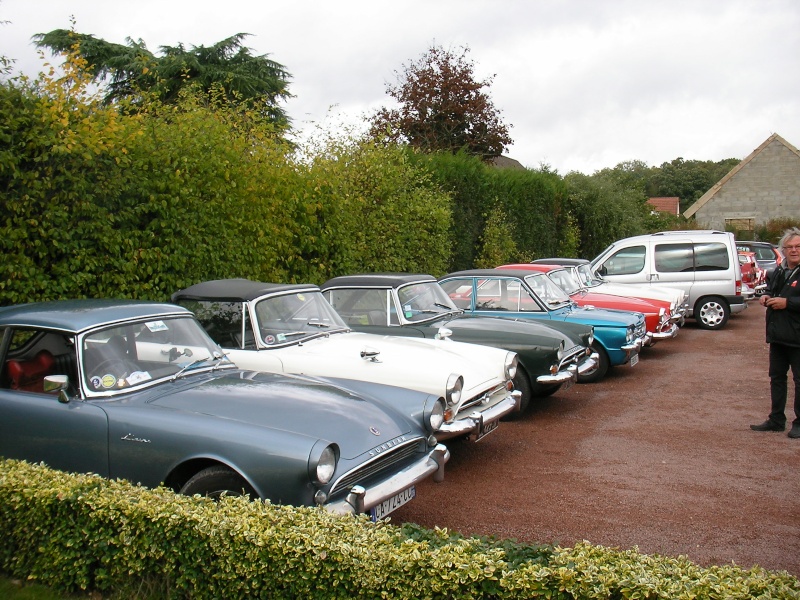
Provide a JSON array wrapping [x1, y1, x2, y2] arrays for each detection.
[[789, 426, 800, 439], [750, 420, 785, 432]]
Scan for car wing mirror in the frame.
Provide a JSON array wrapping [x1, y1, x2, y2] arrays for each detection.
[[43, 374, 71, 404]]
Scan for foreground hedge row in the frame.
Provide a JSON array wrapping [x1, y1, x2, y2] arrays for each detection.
[[1, 460, 798, 599]]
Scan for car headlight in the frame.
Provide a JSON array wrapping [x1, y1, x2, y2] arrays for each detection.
[[659, 307, 665, 317], [556, 341, 564, 362], [427, 397, 445, 432], [587, 328, 594, 347], [626, 327, 634, 343], [311, 443, 338, 486], [446, 373, 463, 407], [504, 352, 518, 380]]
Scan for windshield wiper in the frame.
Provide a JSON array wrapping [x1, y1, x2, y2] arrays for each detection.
[[306, 320, 330, 328], [171, 355, 214, 381]]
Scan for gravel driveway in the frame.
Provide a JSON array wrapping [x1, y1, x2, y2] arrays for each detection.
[[392, 302, 800, 576]]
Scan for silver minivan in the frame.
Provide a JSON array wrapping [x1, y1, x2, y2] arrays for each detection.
[[590, 230, 746, 330]]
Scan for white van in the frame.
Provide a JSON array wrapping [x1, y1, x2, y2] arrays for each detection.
[[590, 230, 746, 330]]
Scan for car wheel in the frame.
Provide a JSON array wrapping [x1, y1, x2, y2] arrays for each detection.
[[694, 296, 730, 330], [577, 343, 609, 384], [504, 368, 532, 420], [180, 466, 257, 499]]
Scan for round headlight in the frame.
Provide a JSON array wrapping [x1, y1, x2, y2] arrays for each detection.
[[446, 373, 463, 407], [428, 398, 445, 432], [626, 327, 634, 343], [314, 445, 337, 485], [504, 352, 518, 380], [587, 328, 594, 347], [556, 341, 564, 362], [659, 307, 666, 317]]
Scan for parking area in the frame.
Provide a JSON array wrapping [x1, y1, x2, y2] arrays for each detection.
[[393, 302, 800, 576]]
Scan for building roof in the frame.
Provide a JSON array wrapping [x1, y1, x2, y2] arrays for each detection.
[[647, 197, 680, 215], [683, 133, 800, 218]]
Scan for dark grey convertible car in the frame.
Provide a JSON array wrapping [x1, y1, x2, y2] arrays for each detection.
[[0, 300, 449, 520]]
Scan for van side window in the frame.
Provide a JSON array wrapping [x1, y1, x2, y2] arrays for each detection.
[[654, 243, 694, 273], [693, 243, 729, 271], [601, 245, 646, 275]]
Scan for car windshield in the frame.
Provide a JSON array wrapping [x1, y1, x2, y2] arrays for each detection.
[[523, 273, 571, 306], [253, 291, 349, 346], [547, 269, 582, 295], [575, 263, 603, 287], [396, 282, 460, 323], [82, 316, 232, 395]]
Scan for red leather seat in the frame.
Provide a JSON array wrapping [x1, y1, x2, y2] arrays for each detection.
[[7, 350, 55, 393]]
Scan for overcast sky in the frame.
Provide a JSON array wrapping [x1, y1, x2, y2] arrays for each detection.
[[2, 0, 798, 174]]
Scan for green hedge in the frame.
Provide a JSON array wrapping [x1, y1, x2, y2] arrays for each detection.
[[1, 459, 797, 599]]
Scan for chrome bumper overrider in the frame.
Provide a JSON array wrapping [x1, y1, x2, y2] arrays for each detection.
[[577, 352, 600, 375], [325, 443, 450, 516], [436, 391, 520, 441], [536, 363, 578, 385], [651, 323, 679, 342]]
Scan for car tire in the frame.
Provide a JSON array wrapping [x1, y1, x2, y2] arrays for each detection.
[[505, 368, 532, 419], [180, 466, 257, 499], [578, 343, 609, 384], [694, 296, 730, 330]]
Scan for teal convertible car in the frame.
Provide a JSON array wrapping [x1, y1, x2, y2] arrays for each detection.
[[0, 300, 448, 520]]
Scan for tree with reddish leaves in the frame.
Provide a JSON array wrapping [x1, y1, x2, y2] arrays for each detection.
[[370, 45, 512, 160]]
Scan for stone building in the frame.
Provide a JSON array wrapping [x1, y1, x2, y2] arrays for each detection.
[[683, 133, 800, 237]]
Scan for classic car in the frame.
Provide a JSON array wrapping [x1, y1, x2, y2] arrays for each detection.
[[497, 264, 679, 344], [0, 300, 450, 520], [738, 251, 766, 297], [319, 273, 598, 415], [172, 280, 520, 441], [531, 258, 689, 323], [439, 269, 649, 383]]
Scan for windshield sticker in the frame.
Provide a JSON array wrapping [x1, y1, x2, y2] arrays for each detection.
[[145, 321, 169, 332], [101, 374, 117, 389], [126, 371, 152, 385], [277, 333, 286, 342], [296, 294, 306, 302], [264, 334, 276, 345]]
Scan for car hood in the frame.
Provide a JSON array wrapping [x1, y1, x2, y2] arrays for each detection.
[[571, 291, 658, 314], [242, 331, 508, 400], [589, 282, 686, 306], [554, 304, 642, 327], [145, 371, 416, 459], [435, 314, 579, 348]]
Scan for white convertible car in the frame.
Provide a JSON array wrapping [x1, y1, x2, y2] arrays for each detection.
[[173, 279, 521, 442]]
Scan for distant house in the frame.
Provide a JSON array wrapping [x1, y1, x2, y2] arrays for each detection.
[[489, 155, 526, 170], [647, 196, 680, 216], [683, 133, 800, 237]]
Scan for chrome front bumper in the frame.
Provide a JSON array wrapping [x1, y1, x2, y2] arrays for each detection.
[[536, 363, 578, 386], [577, 352, 600, 375], [651, 323, 679, 342], [325, 443, 450, 516], [436, 390, 520, 441]]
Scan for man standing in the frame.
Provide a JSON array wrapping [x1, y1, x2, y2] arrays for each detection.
[[751, 227, 800, 438]]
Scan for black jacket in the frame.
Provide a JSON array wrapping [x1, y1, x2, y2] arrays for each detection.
[[765, 261, 800, 348]]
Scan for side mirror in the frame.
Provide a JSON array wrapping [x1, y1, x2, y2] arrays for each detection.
[[43, 374, 71, 404]]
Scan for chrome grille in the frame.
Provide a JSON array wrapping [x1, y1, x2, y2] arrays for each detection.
[[330, 439, 422, 495], [559, 344, 585, 370], [459, 383, 507, 411]]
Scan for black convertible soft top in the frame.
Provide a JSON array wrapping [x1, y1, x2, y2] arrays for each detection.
[[172, 279, 317, 303], [321, 273, 437, 290]]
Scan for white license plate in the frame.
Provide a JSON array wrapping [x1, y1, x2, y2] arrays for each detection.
[[475, 418, 499, 441], [370, 486, 415, 521], [630, 354, 639, 367]]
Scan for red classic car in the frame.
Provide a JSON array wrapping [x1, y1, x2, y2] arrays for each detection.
[[497, 264, 678, 345], [738, 251, 766, 297]]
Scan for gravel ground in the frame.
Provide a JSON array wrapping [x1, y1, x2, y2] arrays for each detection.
[[392, 301, 800, 576]]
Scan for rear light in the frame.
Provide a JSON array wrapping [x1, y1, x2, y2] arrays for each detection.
[[735, 279, 742, 295]]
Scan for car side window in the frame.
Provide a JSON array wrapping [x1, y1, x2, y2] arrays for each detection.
[[439, 279, 475, 310], [654, 243, 694, 273], [693, 243, 729, 271], [324, 289, 390, 326], [1, 328, 77, 394], [600, 245, 646, 275]]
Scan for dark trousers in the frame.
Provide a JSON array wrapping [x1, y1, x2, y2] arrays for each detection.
[[768, 343, 800, 427]]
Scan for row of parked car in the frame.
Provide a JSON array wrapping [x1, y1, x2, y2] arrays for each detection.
[[0, 230, 771, 521]]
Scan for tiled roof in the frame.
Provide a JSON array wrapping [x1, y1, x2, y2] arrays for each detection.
[[647, 197, 680, 215]]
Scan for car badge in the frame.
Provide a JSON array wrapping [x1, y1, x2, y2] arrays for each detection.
[[370, 426, 381, 436]]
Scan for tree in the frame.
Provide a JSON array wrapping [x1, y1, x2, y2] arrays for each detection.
[[32, 30, 292, 127], [369, 44, 512, 160]]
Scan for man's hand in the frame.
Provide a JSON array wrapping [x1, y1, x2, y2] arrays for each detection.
[[760, 294, 771, 307], [765, 296, 788, 310]]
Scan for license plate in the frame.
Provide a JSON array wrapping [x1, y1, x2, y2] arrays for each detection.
[[475, 418, 499, 441], [370, 486, 415, 521], [630, 354, 639, 367]]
